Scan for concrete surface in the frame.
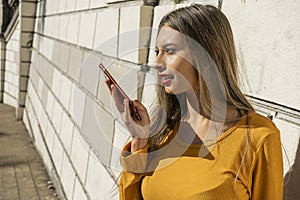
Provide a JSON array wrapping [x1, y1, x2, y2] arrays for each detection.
[[0, 103, 58, 200]]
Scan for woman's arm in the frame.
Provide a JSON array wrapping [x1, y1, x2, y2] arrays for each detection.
[[119, 142, 149, 200], [250, 130, 284, 200]]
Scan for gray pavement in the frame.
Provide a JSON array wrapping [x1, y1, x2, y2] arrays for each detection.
[[0, 104, 58, 200]]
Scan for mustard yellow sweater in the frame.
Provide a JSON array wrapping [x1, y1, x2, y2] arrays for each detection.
[[119, 111, 283, 200]]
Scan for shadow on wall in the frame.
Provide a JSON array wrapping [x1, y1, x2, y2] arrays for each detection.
[[284, 138, 300, 199]]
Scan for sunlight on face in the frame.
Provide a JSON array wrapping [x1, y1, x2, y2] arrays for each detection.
[[154, 26, 198, 95]]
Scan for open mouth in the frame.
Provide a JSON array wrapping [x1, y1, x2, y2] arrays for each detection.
[[160, 75, 173, 85]]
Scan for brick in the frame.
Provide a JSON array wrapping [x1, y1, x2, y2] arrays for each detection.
[[110, 121, 131, 175], [3, 93, 17, 107], [44, 16, 57, 38], [66, 0, 77, 12], [59, 110, 74, 154], [18, 91, 27, 106], [59, 75, 72, 110], [51, 133, 64, 174], [51, 40, 61, 67], [67, 13, 80, 44], [32, 32, 40, 49], [94, 8, 119, 57], [43, 63, 54, 88], [76, 0, 90, 11], [45, 121, 56, 155], [58, 0, 67, 13], [39, 107, 48, 134], [20, 47, 31, 62], [89, 0, 106, 9], [79, 52, 101, 95], [20, 74, 28, 89], [58, 14, 69, 41], [21, 1, 36, 16], [60, 153, 76, 200], [41, 37, 54, 61], [41, 82, 49, 108], [141, 72, 157, 107], [51, 16, 60, 38], [51, 98, 63, 133], [69, 84, 86, 128], [73, 178, 88, 200], [70, 127, 90, 182], [20, 32, 33, 47], [20, 62, 30, 76], [51, 68, 62, 98], [78, 12, 96, 48], [82, 96, 114, 166], [21, 17, 35, 32], [68, 46, 83, 81], [58, 43, 70, 73], [119, 6, 153, 64], [46, 89, 54, 116], [86, 150, 119, 200]]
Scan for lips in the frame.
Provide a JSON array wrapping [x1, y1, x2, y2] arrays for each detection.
[[159, 74, 173, 85]]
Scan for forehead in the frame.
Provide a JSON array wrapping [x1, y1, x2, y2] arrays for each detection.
[[156, 25, 185, 47]]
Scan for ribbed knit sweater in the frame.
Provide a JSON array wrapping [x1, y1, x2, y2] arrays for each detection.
[[119, 111, 283, 200]]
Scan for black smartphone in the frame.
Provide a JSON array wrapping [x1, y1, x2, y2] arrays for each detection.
[[99, 63, 142, 121]]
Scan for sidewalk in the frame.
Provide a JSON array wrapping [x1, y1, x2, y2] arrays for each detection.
[[0, 104, 58, 200]]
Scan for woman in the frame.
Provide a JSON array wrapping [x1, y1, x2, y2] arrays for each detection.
[[107, 4, 283, 200]]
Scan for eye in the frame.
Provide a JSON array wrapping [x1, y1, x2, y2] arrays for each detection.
[[154, 48, 159, 56], [164, 47, 176, 54]]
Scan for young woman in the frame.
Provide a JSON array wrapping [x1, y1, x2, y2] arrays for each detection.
[[106, 4, 283, 200]]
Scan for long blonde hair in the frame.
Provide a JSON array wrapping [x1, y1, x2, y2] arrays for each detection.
[[148, 4, 254, 152]]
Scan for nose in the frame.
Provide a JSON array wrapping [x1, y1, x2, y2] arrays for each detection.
[[153, 50, 166, 72], [153, 63, 166, 73]]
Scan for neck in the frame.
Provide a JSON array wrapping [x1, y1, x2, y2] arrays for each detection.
[[181, 90, 241, 142]]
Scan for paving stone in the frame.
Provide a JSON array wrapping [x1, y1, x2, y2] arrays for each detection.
[[0, 104, 59, 200]]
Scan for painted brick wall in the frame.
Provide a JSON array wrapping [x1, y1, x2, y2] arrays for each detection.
[[23, 0, 153, 199], [3, 22, 20, 108], [0, 0, 299, 199]]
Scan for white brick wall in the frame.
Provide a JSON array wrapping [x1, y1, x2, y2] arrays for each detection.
[[60, 152, 76, 200], [119, 6, 153, 64], [3, 1, 294, 200], [4, 23, 20, 108], [76, 0, 90, 11], [67, 13, 81, 44], [222, 0, 300, 110], [70, 127, 90, 182], [65, 0, 77, 12], [94, 8, 119, 57], [59, 110, 75, 154], [78, 12, 97, 49], [73, 178, 89, 200], [85, 151, 118, 200]]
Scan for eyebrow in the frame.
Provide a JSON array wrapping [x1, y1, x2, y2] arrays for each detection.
[[155, 42, 178, 49]]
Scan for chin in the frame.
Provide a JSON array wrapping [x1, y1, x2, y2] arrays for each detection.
[[164, 86, 182, 95]]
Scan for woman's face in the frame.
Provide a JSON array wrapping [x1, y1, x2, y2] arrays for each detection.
[[154, 25, 198, 95]]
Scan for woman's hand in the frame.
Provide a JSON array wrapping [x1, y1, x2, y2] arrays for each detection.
[[105, 79, 150, 153]]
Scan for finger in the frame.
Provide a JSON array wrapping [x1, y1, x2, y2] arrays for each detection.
[[123, 99, 132, 122], [105, 79, 113, 94], [112, 85, 125, 112], [131, 100, 147, 112]]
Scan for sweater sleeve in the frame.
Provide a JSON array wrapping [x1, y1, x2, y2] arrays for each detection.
[[251, 130, 284, 200], [119, 142, 149, 200]]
